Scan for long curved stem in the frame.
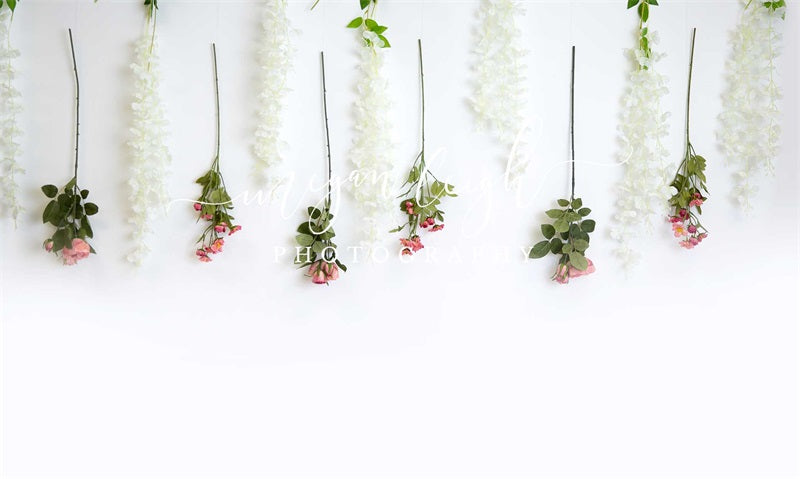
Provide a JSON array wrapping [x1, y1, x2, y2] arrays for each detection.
[[212, 43, 221, 162], [418, 39, 425, 164], [684, 28, 696, 153], [569, 45, 575, 201], [320, 51, 332, 206], [68, 29, 80, 182]]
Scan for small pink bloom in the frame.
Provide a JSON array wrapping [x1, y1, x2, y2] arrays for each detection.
[[202, 214, 213, 221], [431, 224, 444, 232], [687, 224, 697, 234], [420, 221, 428, 228], [553, 264, 570, 284], [679, 208, 688, 219], [209, 238, 225, 254], [44, 240, 54, 252], [214, 225, 226, 233], [323, 262, 340, 281], [689, 237, 700, 246], [680, 240, 695, 249], [229, 225, 242, 235], [199, 255, 212, 262], [698, 233, 708, 241], [672, 222, 688, 238], [401, 248, 413, 256], [195, 249, 207, 257], [669, 216, 681, 223], [193, 203, 202, 211]]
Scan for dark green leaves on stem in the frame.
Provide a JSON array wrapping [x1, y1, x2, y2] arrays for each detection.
[[41, 180, 98, 256], [529, 197, 595, 272]]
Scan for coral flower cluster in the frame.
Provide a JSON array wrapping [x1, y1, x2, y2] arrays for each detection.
[[194, 203, 241, 262]]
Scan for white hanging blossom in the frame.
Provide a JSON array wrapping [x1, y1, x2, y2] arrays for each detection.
[[470, 0, 528, 187], [350, 42, 394, 249], [127, 16, 171, 265], [610, 29, 672, 269], [254, 0, 294, 192], [718, 0, 785, 212], [0, 10, 23, 225]]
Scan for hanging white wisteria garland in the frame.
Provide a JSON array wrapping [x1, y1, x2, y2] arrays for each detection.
[[470, 0, 528, 188], [0, 7, 23, 225], [348, 1, 395, 250], [127, 1, 172, 265], [718, 0, 786, 212], [610, 0, 672, 269], [253, 0, 294, 192]]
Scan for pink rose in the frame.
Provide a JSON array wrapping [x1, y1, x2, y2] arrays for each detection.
[[569, 258, 596, 278], [324, 262, 339, 281], [193, 203, 202, 211], [61, 238, 91, 266]]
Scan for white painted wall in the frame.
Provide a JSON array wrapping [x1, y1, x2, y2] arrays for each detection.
[[1, 1, 797, 478]]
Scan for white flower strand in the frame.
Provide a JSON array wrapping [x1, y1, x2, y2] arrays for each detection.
[[127, 17, 171, 265], [718, 1, 785, 212], [254, 0, 294, 192], [610, 30, 672, 269], [350, 43, 395, 249], [0, 10, 23, 225], [470, 0, 528, 186]]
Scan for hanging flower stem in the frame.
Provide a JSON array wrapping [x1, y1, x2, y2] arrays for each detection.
[[529, 46, 596, 284], [667, 28, 709, 250], [391, 39, 456, 256], [40, 29, 99, 265], [294, 52, 346, 285], [193, 43, 241, 262]]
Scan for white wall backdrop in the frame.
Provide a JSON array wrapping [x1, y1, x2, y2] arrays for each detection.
[[1, 1, 798, 478]]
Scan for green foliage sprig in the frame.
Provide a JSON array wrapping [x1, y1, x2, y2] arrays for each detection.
[[193, 44, 241, 262], [759, 0, 786, 17], [294, 52, 346, 285], [347, 0, 390, 48], [42, 29, 99, 265], [627, 0, 659, 68], [392, 40, 456, 255]]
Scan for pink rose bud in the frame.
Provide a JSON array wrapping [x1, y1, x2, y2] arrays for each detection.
[[229, 225, 242, 235], [44, 240, 54, 252], [214, 225, 225, 233], [193, 203, 202, 211], [688, 225, 697, 233]]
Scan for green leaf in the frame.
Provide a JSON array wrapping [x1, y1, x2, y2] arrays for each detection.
[[553, 218, 569, 233], [529, 241, 550, 259], [541, 224, 555, 239], [372, 25, 388, 34], [364, 18, 379, 31], [580, 219, 596, 233], [7, 0, 16, 11], [549, 238, 563, 254], [573, 239, 590, 252], [562, 244, 574, 254], [377, 34, 390, 48], [359, 0, 370, 10], [84, 203, 99, 216], [545, 209, 564, 219], [295, 234, 314, 247], [640, 1, 649, 22], [647, 0, 659, 5], [297, 222, 312, 234], [307, 207, 321, 219], [571, 198, 583, 209], [627, 0, 639, 8], [557, 199, 570, 207], [346, 17, 363, 28], [80, 189, 89, 199], [42, 201, 57, 224], [565, 212, 582, 223], [569, 252, 589, 271], [578, 207, 591, 217], [41, 185, 58, 198]]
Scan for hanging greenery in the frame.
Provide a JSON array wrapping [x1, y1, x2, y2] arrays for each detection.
[[41, 30, 99, 266], [718, 0, 786, 211], [254, 0, 294, 191], [127, 0, 172, 265], [610, 0, 671, 269], [0, 0, 23, 225]]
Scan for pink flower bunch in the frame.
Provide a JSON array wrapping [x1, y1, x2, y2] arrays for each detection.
[[667, 193, 707, 249], [553, 258, 596, 285], [400, 235, 424, 256], [193, 202, 241, 263], [196, 238, 228, 262], [308, 260, 339, 285]]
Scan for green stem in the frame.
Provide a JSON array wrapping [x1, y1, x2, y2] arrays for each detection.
[[212, 43, 221, 161], [68, 29, 80, 182], [569, 46, 576, 201], [320, 51, 332, 208], [684, 28, 696, 156]]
